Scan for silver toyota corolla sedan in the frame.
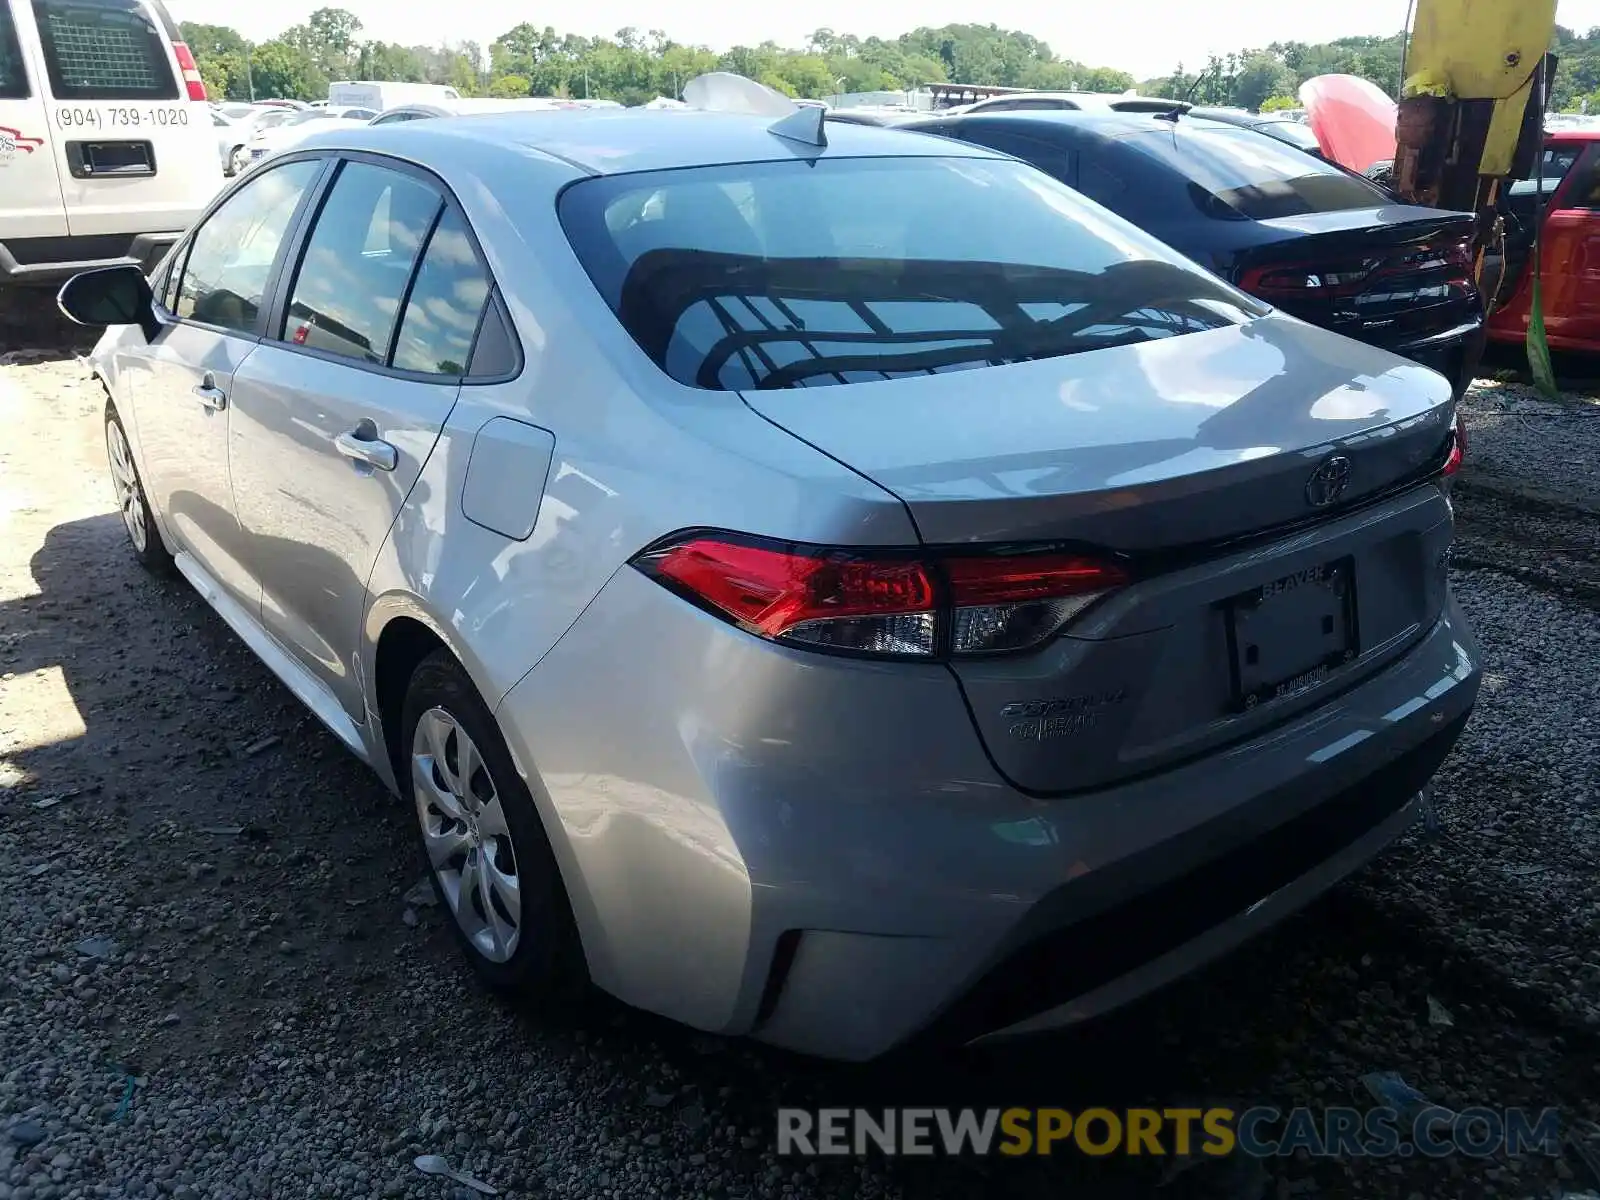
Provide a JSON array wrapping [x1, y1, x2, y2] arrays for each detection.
[[59, 105, 1481, 1061]]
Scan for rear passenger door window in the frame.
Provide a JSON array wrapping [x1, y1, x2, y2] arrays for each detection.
[[390, 207, 492, 375], [174, 159, 321, 334], [281, 161, 443, 365], [30, 0, 178, 101]]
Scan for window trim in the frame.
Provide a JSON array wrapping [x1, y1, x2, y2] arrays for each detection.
[[29, 0, 180, 102], [158, 155, 334, 340], [0, 1, 32, 99], [260, 149, 521, 385], [1555, 143, 1600, 212]]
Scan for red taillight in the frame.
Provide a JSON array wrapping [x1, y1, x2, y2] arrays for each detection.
[[1443, 411, 1466, 476], [1238, 235, 1477, 302], [172, 42, 207, 101], [635, 534, 1127, 659], [1237, 260, 1374, 300]]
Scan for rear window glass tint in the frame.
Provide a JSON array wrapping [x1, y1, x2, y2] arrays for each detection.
[[31, 0, 179, 101], [0, 4, 28, 98], [1130, 125, 1388, 219], [1255, 121, 1323, 153], [559, 155, 1264, 392]]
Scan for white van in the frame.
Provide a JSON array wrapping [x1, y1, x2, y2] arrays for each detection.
[[325, 81, 460, 113], [0, 0, 221, 289]]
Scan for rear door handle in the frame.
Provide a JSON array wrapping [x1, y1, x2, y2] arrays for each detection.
[[335, 428, 398, 472], [192, 374, 227, 411]]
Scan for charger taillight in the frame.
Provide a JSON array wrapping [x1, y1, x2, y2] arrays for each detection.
[[172, 42, 207, 101], [634, 534, 1127, 659], [1443, 410, 1466, 476]]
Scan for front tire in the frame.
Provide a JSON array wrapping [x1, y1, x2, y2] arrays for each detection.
[[105, 404, 173, 575], [401, 649, 587, 1000], [228, 145, 248, 175]]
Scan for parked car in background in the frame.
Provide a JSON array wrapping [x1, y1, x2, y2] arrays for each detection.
[[368, 98, 577, 124], [1486, 129, 1600, 354], [63, 105, 1477, 1061], [823, 106, 924, 127], [210, 104, 294, 175], [0, 0, 221, 290], [1189, 106, 1330, 158], [244, 105, 376, 167], [901, 110, 1487, 398], [328, 80, 460, 111], [952, 91, 1192, 116]]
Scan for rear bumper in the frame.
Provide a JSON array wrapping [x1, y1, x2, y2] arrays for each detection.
[[0, 233, 180, 286], [497, 556, 1481, 1061], [1386, 319, 1487, 401]]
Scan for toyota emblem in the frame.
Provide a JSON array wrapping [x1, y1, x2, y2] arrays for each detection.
[[1305, 455, 1353, 508]]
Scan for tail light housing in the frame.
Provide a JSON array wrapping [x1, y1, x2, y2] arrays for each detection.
[[172, 42, 207, 102], [632, 533, 1128, 660], [1442, 410, 1466, 476], [1237, 235, 1477, 302]]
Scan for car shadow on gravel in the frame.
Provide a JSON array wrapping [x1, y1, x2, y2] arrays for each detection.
[[6, 514, 1586, 1200]]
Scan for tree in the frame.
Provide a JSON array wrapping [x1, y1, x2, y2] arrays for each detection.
[[1233, 52, 1292, 111], [248, 39, 325, 101], [487, 74, 530, 98], [308, 8, 362, 62], [358, 42, 426, 83], [148, 12, 1600, 114]]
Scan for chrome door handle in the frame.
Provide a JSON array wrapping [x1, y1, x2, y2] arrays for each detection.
[[335, 429, 398, 472], [192, 383, 227, 411]]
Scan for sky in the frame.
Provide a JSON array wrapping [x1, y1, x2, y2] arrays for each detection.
[[169, 0, 1600, 81]]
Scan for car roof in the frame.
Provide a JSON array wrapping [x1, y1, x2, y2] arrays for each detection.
[[911, 110, 1220, 141], [310, 108, 1003, 177]]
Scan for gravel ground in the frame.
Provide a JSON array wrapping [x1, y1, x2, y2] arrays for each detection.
[[2, 329, 1599, 1200]]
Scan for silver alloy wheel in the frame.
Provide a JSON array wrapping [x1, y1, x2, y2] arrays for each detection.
[[106, 419, 148, 553], [412, 707, 523, 963], [229, 145, 248, 174]]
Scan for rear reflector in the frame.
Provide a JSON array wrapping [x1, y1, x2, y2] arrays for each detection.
[[634, 533, 1127, 659], [172, 42, 207, 101]]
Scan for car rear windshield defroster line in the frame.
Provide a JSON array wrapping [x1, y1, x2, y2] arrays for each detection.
[[557, 155, 1268, 391]]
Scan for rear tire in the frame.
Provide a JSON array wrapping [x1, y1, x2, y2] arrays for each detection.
[[104, 403, 173, 575], [401, 649, 587, 1002], [228, 145, 248, 175]]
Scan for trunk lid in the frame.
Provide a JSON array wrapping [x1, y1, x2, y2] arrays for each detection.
[[743, 312, 1459, 794], [741, 311, 1454, 550], [1232, 206, 1481, 347]]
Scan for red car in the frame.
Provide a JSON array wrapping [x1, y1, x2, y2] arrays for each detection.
[[1487, 129, 1600, 354]]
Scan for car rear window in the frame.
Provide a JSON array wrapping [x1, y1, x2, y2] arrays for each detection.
[[1255, 121, 1324, 154], [31, 0, 178, 101], [558, 156, 1265, 391], [0, 3, 28, 98], [1129, 124, 1388, 220]]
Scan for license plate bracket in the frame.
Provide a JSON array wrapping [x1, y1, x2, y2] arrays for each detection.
[[1225, 557, 1358, 713], [66, 140, 155, 179]]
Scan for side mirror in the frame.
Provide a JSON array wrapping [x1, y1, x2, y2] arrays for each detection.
[[57, 265, 160, 341]]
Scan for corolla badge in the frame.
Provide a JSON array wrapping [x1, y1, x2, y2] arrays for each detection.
[[1305, 454, 1353, 508]]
